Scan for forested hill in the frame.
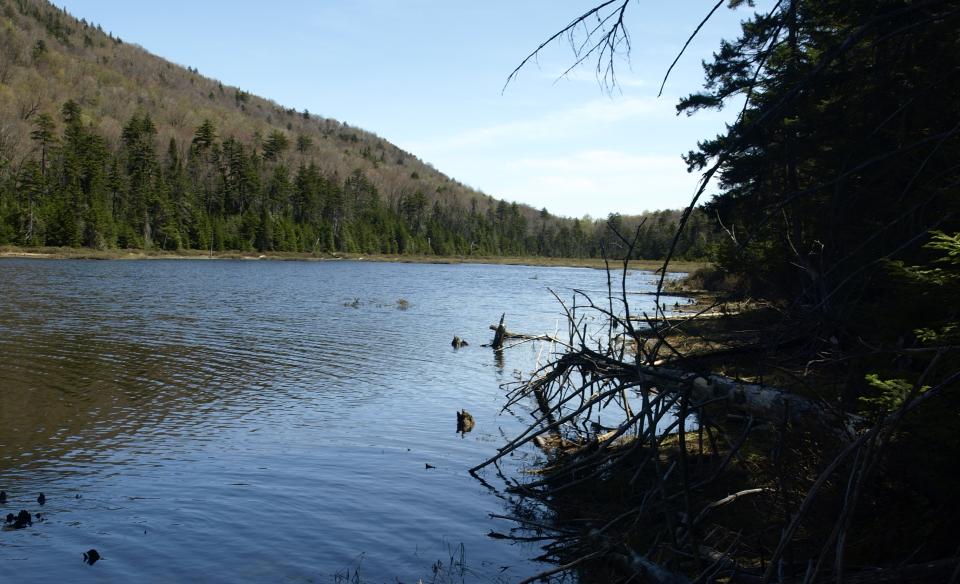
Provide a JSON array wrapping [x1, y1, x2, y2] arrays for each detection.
[[0, 0, 718, 259]]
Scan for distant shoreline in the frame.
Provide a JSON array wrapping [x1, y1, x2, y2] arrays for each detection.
[[0, 246, 707, 272]]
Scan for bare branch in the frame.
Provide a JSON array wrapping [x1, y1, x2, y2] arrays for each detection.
[[657, 0, 725, 97]]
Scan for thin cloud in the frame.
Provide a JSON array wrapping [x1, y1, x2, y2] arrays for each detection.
[[495, 150, 704, 217], [508, 150, 678, 173], [411, 97, 663, 151], [540, 67, 649, 89]]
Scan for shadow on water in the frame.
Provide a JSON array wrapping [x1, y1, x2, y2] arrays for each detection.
[[0, 330, 231, 473]]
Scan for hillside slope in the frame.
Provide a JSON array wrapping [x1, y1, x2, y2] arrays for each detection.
[[0, 0, 717, 258]]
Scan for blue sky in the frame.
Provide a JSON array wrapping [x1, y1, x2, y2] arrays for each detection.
[[62, 1, 761, 218]]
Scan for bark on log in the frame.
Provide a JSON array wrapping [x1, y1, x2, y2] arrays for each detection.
[[492, 313, 506, 350], [639, 364, 861, 434], [547, 347, 861, 435], [488, 322, 558, 342]]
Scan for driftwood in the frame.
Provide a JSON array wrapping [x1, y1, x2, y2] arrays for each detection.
[[488, 319, 559, 344], [4, 510, 31, 529], [83, 549, 101, 566], [470, 246, 955, 584], [483, 333, 859, 436], [491, 313, 506, 350], [630, 362, 860, 435], [457, 409, 475, 433]]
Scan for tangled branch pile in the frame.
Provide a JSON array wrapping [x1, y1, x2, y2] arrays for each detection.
[[478, 1, 960, 579], [475, 254, 958, 583]]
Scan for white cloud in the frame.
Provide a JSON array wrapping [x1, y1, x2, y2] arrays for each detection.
[[397, 93, 731, 217], [409, 97, 665, 152], [509, 150, 676, 174], [537, 66, 649, 89], [493, 150, 705, 217]]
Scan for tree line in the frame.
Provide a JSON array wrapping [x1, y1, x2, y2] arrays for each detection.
[[0, 101, 718, 259], [0, 0, 721, 260]]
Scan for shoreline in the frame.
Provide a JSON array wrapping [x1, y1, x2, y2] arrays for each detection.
[[0, 246, 709, 272]]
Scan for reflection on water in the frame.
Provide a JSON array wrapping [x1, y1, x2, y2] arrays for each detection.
[[0, 259, 671, 582]]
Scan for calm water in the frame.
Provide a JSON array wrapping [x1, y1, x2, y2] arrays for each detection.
[[0, 259, 676, 583]]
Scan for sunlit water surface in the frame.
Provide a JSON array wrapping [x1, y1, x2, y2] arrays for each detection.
[[0, 259, 680, 583]]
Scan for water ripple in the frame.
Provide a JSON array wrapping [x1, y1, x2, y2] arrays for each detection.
[[0, 258, 662, 582]]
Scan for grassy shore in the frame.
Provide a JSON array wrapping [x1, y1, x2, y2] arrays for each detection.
[[0, 245, 709, 272]]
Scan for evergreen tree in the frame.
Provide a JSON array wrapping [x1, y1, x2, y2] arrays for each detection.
[[681, 0, 960, 307], [30, 113, 56, 179]]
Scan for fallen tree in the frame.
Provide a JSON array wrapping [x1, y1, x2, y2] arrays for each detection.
[[472, 255, 958, 584], [479, 0, 960, 579], [487, 314, 559, 350]]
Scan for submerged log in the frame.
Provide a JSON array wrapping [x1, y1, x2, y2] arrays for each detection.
[[83, 549, 101, 566], [457, 409, 475, 433], [492, 313, 506, 350], [488, 321, 558, 343], [5, 510, 31, 529]]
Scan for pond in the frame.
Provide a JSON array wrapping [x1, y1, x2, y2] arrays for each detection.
[[0, 258, 679, 583]]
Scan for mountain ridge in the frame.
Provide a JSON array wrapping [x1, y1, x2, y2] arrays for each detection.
[[0, 0, 717, 258]]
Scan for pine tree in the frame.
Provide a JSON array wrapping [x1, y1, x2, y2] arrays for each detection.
[[30, 113, 56, 178]]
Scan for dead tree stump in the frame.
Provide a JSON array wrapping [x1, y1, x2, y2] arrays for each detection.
[[492, 313, 506, 351], [457, 409, 475, 433]]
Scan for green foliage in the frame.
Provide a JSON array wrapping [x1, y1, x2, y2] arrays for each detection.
[[262, 130, 289, 161], [908, 231, 960, 286], [909, 232, 960, 346], [0, 0, 726, 260], [674, 15, 959, 536], [684, 1, 959, 304], [30, 37, 44, 60], [874, 232, 960, 346], [914, 323, 958, 346], [858, 374, 928, 415], [295, 134, 312, 154], [192, 120, 216, 151]]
